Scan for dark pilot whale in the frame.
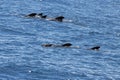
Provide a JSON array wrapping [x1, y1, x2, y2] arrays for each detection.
[[26, 13, 37, 17], [47, 16, 64, 22], [90, 46, 100, 50]]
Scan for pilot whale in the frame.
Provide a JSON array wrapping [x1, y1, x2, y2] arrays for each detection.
[[46, 16, 64, 22], [26, 13, 37, 17], [90, 46, 100, 50]]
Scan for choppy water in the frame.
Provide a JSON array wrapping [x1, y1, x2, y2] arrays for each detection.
[[0, 0, 120, 80]]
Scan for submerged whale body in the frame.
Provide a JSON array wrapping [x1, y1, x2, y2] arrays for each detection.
[[41, 44, 53, 47], [46, 16, 65, 22], [55, 16, 64, 22], [41, 15, 47, 18], [90, 46, 100, 50], [38, 13, 43, 17], [26, 13, 37, 17], [37, 13, 47, 18], [61, 43, 72, 47]]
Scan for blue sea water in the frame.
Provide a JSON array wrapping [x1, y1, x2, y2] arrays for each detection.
[[0, 0, 120, 80]]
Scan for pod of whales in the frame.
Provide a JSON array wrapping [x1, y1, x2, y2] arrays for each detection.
[[26, 13, 67, 22], [42, 43, 100, 50], [25, 13, 101, 51]]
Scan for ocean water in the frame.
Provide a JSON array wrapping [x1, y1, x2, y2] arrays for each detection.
[[0, 0, 120, 80]]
